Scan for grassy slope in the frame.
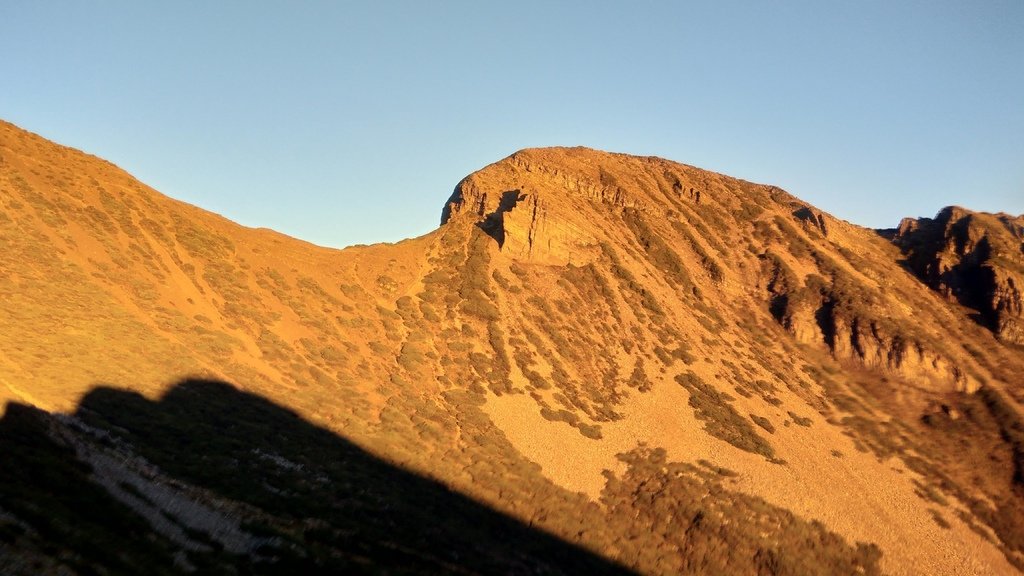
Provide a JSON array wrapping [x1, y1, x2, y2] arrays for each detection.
[[1, 121, 1023, 574]]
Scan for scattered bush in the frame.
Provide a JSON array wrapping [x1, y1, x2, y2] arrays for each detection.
[[788, 411, 813, 427], [676, 371, 775, 459], [749, 414, 775, 434]]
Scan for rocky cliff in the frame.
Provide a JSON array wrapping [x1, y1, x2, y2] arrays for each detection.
[[892, 206, 1024, 346]]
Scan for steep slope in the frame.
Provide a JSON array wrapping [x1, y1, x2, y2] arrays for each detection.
[[1, 120, 1023, 575]]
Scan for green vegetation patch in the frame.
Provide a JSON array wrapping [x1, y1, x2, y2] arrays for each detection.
[[601, 447, 882, 575], [675, 371, 776, 459], [600, 241, 665, 320], [622, 208, 695, 296], [669, 219, 725, 282], [750, 414, 776, 434], [787, 411, 813, 427]]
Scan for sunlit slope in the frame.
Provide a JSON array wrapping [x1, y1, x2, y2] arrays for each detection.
[[0, 119, 434, 414], [2, 120, 1023, 574], [443, 147, 1024, 574]]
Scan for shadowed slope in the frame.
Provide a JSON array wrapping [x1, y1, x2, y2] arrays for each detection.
[[0, 379, 635, 575]]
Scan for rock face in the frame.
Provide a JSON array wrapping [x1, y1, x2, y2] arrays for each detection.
[[3, 120, 1024, 575], [442, 147, 742, 266], [442, 148, 640, 265], [893, 206, 1024, 345], [762, 252, 978, 392]]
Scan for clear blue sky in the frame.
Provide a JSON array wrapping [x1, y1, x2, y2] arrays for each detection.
[[2, 1, 1021, 247]]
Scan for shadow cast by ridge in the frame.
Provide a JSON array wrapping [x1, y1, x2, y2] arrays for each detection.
[[0, 379, 634, 575]]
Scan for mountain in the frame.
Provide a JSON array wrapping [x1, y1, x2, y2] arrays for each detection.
[[1, 118, 1022, 575]]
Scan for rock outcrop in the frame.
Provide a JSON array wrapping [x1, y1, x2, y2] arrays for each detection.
[[893, 206, 1024, 345], [441, 148, 649, 265], [763, 254, 978, 392]]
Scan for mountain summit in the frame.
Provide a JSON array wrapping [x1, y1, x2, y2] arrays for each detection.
[[1, 120, 1023, 574]]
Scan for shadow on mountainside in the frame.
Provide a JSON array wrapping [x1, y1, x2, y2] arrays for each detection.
[[0, 379, 634, 575], [475, 189, 523, 248]]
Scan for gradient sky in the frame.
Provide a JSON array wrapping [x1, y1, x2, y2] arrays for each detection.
[[2, 1, 1021, 248]]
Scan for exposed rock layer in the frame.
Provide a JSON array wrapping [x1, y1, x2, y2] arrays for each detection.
[[893, 207, 1024, 345]]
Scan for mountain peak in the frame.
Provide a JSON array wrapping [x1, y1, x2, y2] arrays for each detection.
[[3, 119, 1024, 575], [441, 146, 815, 266], [440, 146, 661, 264]]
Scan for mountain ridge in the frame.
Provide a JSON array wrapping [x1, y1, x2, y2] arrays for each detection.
[[1, 118, 1023, 575]]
